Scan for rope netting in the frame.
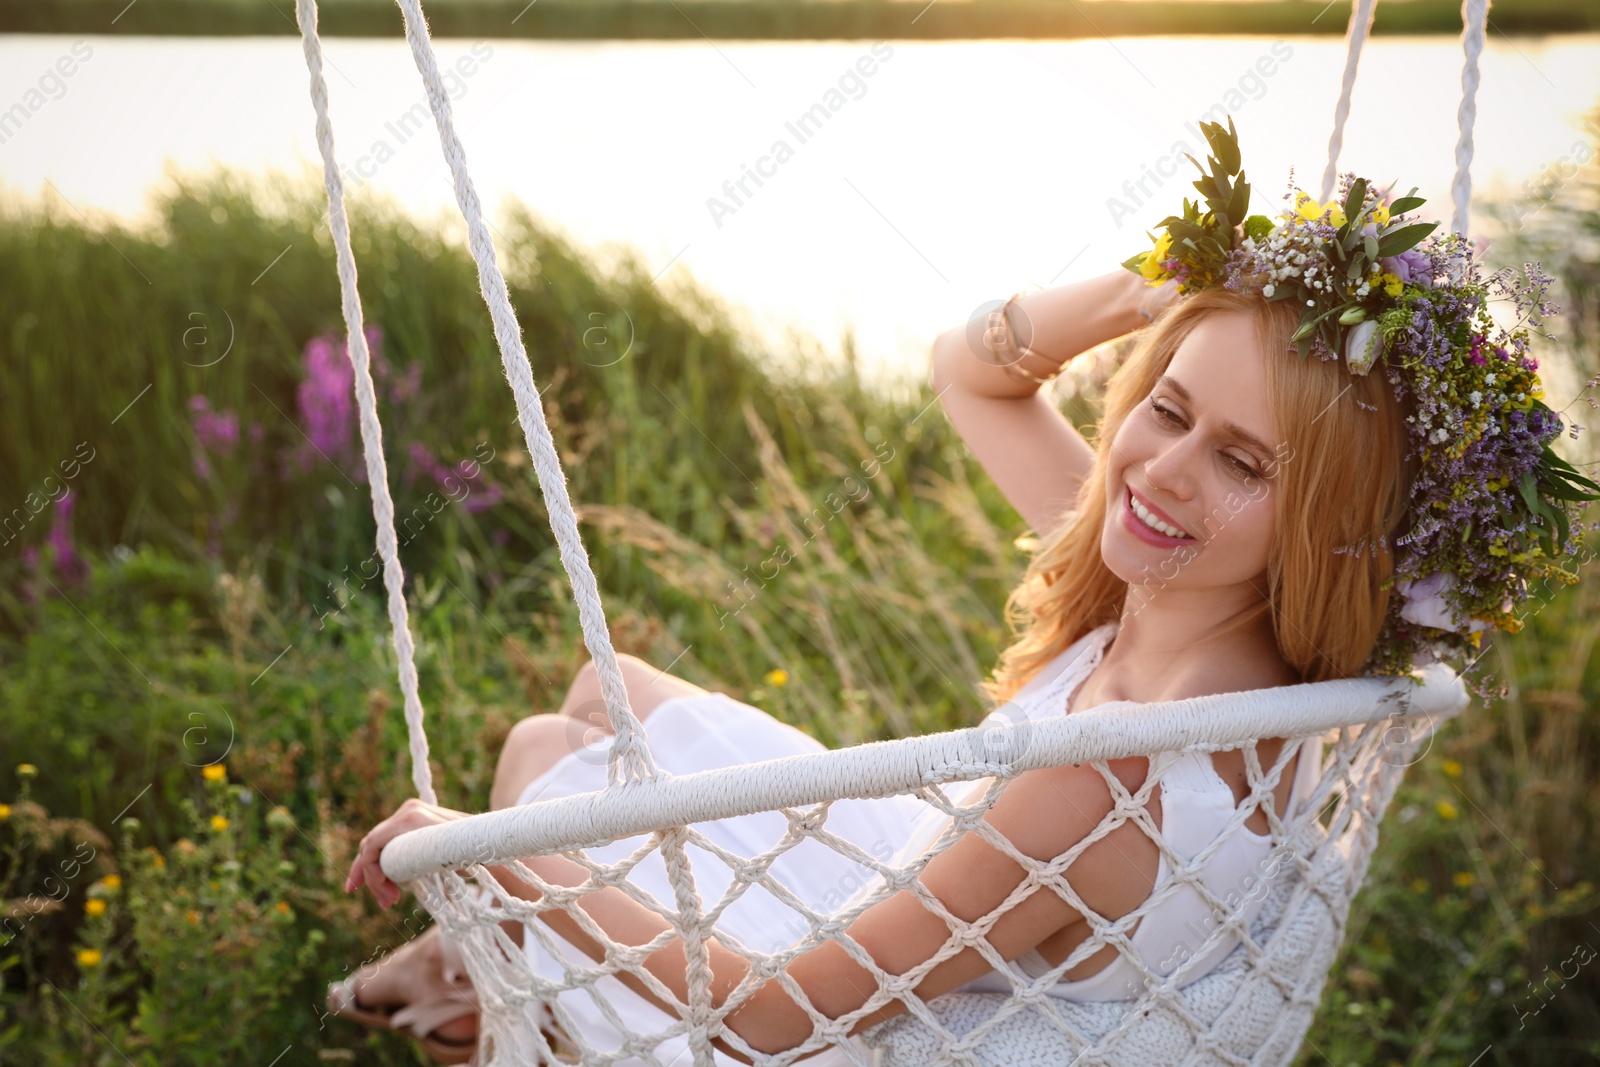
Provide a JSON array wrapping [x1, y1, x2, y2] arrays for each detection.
[[291, 0, 1487, 1062]]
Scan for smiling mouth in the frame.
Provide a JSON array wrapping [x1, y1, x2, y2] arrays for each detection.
[[1125, 486, 1194, 540]]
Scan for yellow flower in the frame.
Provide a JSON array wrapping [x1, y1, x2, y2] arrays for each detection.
[[16, 764, 37, 778], [185, 910, 201, 924], [210, 815, 230, 832], [1381, 272, 1403, 298], [763, 669, 789, 688], [0, 803, 10, 820], [202, 764, 227, 782], [1453, 871, 1477, 889], [1140, 232, 1173, 282], [1441, 759, 1463, 778], [1294, 191, 1345, 228], [99, 874, 122, 891], [76, 949, 103, 968], [1373, 204, 1391, 226], [275, 901, 292, 916], [84, 899, 107, 918], [1436, 800, 1459, 820]]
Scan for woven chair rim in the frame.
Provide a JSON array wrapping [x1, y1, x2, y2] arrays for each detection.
[[382, 661, 1467, 882]]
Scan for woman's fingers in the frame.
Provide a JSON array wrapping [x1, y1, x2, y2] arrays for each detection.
[[345, 808, 410, 902], [344, 800, 460, 907]]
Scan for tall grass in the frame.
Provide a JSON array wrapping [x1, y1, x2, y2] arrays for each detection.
[[1, 144, 1598, 1060]]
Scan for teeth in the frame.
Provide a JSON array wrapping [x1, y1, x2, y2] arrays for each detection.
[[1130, 492, 1191, 539]]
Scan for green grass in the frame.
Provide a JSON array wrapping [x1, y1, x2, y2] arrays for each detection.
[[2, 0, 1598, 40], [1, 150, 1598, 1061]]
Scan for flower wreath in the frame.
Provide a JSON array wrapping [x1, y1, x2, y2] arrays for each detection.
[[1124, 117, 1600, 697]]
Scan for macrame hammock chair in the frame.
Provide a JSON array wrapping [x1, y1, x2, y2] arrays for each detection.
[[293, 0, 1489, 1062]]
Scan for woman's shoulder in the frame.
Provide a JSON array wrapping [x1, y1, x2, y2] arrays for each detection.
[[1012, 623, 1118, 702]]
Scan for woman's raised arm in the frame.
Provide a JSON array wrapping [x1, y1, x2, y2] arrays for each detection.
[[928, 270, 1175, 538]]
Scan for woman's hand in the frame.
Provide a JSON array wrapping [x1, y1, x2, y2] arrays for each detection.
[[1135, 276, 1181, 324], [344, 797, 471, 908]]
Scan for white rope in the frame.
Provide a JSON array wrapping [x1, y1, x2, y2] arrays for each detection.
[[295, 0, 660, 788], [294, 0, 436, 804], [1319, 0, 1378, 203], [1452, 0, 1490, 236]]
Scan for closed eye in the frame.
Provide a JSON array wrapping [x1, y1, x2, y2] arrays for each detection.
[[1148, 397, 1262, 479]]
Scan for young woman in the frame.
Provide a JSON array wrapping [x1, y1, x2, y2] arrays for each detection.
[[329, 264, 1418, 1064]]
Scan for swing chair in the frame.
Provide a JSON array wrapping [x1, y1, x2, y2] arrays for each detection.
[[294, 0, 1494, 1062]]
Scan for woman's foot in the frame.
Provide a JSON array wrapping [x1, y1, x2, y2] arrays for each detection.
[[327, 924, 480, 1062]]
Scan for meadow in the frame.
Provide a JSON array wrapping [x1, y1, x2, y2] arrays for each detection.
[[0, 149, 1597, 1062]]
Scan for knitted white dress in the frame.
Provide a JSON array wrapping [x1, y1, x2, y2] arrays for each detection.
[[512, 622, 1318, 1064]]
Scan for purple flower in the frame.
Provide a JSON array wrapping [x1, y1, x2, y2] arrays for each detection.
[[190, 395, 240, 453], [406, 442, 502, 513], [296, 335, 354, 459], [45, 489, 88, 586], [1380, 248, 1433, 287]]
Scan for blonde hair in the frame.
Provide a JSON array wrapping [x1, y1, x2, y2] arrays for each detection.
[[979, 287, 1418, 707]]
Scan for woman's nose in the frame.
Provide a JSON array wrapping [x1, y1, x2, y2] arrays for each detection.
[[1143, 434, 1199, 501]]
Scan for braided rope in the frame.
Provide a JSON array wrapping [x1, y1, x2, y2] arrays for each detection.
[[1452, 0, 1490, 236], [295, 0, 660, 789], [1319, 0, 1378, 202], [294, 0, 436, 803]]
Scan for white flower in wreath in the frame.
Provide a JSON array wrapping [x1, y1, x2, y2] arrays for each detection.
[[1397, 572, 1491, 634], [1345, 319, 1384, 376]]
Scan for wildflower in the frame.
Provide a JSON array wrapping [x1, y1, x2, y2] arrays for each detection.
[[1380, 272, 1404, 298], [202, 764, 227, 782], [1453, 871, 1476, 888], [84, 899, 107, 918], [267, 805, 295, 830], [0, 804, 10, 820], [1294, 191, 1345, 227], [764, 669, 789, 688], [1441, 758, 1463, 778], [76, 949, 103, 968], [174, 838, 197, 855], [185, 910, 201, 924], [1410, 877, 1429, 893], [275, 901, 292, 916], [16, 764, 37, 778], [1379, 248, 1433, 287], [1344, 319, 1383, 375], [45, 491, 89, 586], [1140, 232, 1173, 282], [99, 874, 121, 891], [1436, 800, 1459, 820], [210, 815, 230, 832]]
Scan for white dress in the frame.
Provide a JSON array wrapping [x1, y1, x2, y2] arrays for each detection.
[[513, 622, 1319, 1064]]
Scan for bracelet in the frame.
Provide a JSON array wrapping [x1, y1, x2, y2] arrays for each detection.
[[985, 292, 1064, 386]]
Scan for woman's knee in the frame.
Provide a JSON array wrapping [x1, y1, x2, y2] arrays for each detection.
[[492, 713, 593, 809], [559, 652, 709, 726]]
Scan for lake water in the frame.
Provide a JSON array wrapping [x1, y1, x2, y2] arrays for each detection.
[[3, 32, 1598, 392]]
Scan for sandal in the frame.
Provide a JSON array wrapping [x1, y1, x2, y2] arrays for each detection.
[[327, 930, 481, 1064]]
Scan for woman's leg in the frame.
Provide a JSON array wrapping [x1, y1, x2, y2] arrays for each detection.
[[490, 652, 712, 811], [340, 654, 714, 1045]]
